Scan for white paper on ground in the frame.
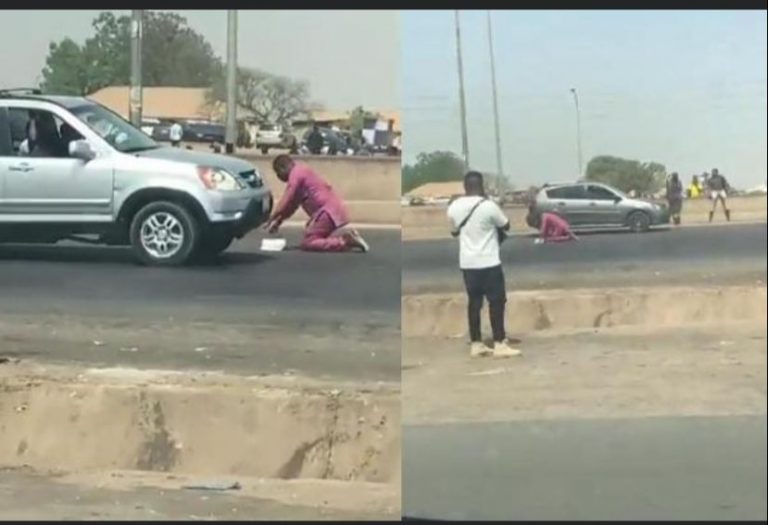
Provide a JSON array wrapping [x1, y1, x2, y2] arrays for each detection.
[[260, 238, 287, 252]]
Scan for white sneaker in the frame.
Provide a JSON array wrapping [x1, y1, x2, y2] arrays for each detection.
[[534, 238, 544, 245], [470, 342, 492, 358], [493, 341, 522, 358]]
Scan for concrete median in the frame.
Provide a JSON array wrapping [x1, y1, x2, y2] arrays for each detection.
[[403, 285, 767, 338], [236, 155, 401, 226], [0, 364, 400, 486]]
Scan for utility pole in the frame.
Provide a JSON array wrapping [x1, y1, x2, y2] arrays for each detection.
[[454, 10, 470, 170], [487, 11, 504, 194], [225, 10, 238, 154], [129, 10, 143, 127], [570, 87, 583, 177]]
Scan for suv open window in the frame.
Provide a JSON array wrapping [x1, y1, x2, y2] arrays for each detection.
[[546, 185, 587, 199]]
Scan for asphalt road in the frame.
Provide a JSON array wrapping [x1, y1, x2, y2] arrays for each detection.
[[403, 223, 768, 293], [403, 415, 768, 521], [0, 228, 401, 382]]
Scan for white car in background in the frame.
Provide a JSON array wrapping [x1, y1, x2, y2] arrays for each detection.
[[254, 123, 295, 154]]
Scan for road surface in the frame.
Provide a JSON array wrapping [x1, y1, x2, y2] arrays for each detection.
[[403, 223, 767, 293], [403, 415, 768, 521], [0, 228, 400, 382]]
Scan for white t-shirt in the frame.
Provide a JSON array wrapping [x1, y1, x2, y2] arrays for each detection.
[[447, 196, 510, 270], [169, 123, 183, 142]]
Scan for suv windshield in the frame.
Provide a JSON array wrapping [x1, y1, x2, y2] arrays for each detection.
[[70, 103, 159, 153]]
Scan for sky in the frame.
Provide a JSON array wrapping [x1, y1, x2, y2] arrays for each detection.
[[402, 10, 767, 189], [0, 10, 400, 111]]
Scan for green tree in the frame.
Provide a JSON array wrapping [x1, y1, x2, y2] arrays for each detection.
[[348, 106, 378, 135], [207, 67, 312, 127], [40, 11, 222, 95], [402, 151, 466, 194], [585, 155, 667, 196]]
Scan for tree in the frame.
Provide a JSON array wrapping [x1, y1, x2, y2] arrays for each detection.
[[402, 151, 466, 194], [585, 155, 667, 196], [348, 106, 378, 136], [40, 11, 222, 95], [207, 67, 312, 127]]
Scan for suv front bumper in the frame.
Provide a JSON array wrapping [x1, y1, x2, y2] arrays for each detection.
[[209, 191, 273, 238]]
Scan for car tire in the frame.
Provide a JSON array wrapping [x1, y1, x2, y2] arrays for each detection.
[[129, 201, 200, 266], [627, 211, 651, 233]]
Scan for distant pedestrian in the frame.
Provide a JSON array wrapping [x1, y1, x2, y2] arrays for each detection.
[[306, 124, 323, 155], [666, 172, 684, 226], [266, 154, 369, 253], [535, 212, 579, 243], [169, 120, 183, 148], [688, 175, 703, 199], [447, 171, 520, 359], [707, 168, 731, 222]]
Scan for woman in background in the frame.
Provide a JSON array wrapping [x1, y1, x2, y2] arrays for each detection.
[[666, 172, 684, 226]]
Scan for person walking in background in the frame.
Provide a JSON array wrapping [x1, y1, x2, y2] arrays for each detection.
[[535, 211, 579, 244], [688, 175, 703, 199], [666, 172, 684, 226], [265, 154, 369, 253], [707, 168, 731, 222], [169, 120, 183, 148], [306, 124, 324, 155], [447, 171, 520, 359]]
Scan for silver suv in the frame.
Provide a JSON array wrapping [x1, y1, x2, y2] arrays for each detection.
[[526, 181, 669, 232], [0, 90, 273, 265]]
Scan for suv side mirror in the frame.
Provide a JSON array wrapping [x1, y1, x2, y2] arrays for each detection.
[[69, 139, 95, 161], [613, 195, 623, 203]]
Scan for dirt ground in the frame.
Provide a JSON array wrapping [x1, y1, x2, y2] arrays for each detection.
[[403, 321, 767, 425], [0, 467, 398, 521]]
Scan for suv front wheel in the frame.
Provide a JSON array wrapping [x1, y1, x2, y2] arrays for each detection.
[[129, 201, 200, 266]]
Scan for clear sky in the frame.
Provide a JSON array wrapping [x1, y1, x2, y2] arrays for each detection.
[[0, 10, 399, 111], [402, 10, 767, 189]]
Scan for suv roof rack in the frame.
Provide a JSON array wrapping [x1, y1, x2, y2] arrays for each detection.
[[0, 88, 43, 97]]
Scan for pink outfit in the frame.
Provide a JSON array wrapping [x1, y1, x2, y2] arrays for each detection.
[[540, 212, 574, 242], [272, 162, 351, 252]]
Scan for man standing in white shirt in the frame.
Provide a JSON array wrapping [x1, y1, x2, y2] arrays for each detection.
[[447, 171, 521, 358], [169, 120, 184, 148]]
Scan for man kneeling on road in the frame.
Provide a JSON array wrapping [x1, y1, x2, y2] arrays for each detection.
[[265, 154, 369, 252], [448, 171, 521, 358]]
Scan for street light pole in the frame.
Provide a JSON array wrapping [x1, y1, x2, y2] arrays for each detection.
[[570, 87, 583, 177], [454, 10, 470, 170], [225, 10, 238, 154], [129, 10, 143, 127], [487, 11, 504, 193]]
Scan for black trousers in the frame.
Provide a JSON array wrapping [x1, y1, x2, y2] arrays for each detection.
[[462, 265, 507, 343]]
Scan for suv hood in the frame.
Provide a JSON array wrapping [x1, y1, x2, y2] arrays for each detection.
[[133, 146, 256, 175]]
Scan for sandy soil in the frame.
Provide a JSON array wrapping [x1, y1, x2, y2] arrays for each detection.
[[0, 467, 399, 520], [403, 321, 767, 425]]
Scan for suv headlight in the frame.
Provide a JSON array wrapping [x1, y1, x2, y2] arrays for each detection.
[[197, 167, 245, 191]]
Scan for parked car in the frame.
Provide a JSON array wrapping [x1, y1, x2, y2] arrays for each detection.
[[0, 90, 273, 265], [526, 181, 669, 232], [151, 119, 173, 142], [255, 123, 296, 154], [300, 127, 349, 155], [184, 122, 226, 144]]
